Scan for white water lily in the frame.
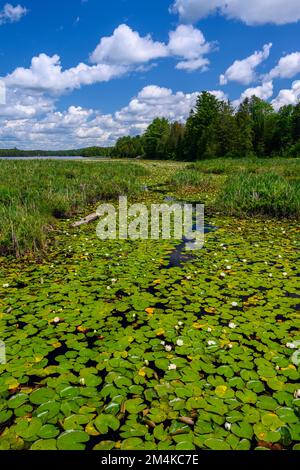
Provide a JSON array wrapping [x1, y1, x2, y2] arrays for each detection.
[[207, 328, 212, 333], [278, 255, 282, 259], [165, 345, 172, 352], [225, 422, 231, 431], [144, 360, 149, 366], [294, 390, 300, 399], [161, 341, 166, 346], [111, 279, 117, 284], [2, 284, 9, 288], [220, 272, 226, 278], [283, 272, 288, 276], [53, 317, 61, 324], [175, 325, 179, 330], [242, 259, 247, 263], [229, 322, 237, 329], [168, 364, 177, 371], [231, 302, 238, 307], [176, 340, 184, 347], [226, 266, 232, 270], [208, 340, 216, 346], [269, 274, 273, 278], [79, 378, 85, 386], [286, 342, 297, 349], [228, 344, 233, 349]]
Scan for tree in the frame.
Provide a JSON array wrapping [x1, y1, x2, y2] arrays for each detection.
[[183, 92, 221, 160], [235, 98, 254, 157], [143, 118, 170, 159]]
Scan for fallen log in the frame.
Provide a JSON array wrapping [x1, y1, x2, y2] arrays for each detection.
[[71, 212, 98, 228]]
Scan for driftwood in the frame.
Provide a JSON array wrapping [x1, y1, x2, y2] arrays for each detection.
[[71, 212, 98, 228]]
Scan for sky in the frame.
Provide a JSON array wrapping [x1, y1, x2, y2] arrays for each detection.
[[0, 0, 300, 150]]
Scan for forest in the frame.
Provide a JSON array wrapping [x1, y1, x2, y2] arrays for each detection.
[[112, 92, 300, 160]]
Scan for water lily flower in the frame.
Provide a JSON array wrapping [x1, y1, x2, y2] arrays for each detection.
[[107, 286, 111, 290], [144, 360, 149, 366], [231, 302, 238, 307], [2, 284, 9, 288], [165, 345, 172, 352], [79, 378, 85, 386], [176, 340, 184, 347], [269, 274, 273, 278], [220, 273, 226, 278], [178, 321, 183, 327], [208, 340, 216, 346], [111, 279, 117, 283], [175, 325, 179, 330], [242, 259, 247, 263], [294, 390, 300, 399], [53, 317, 61, 324], [207, 328, 212, 333], [226, 266, 232, 270], [225, 422, 231, 431], [168, 364, 177, 371], [286, 342, 297, 349], [229, 322, 237, 329], [278, 255, 282, 259], [161, 341, 166, 346], [283, 272, 288, 276], [228, 344, 233, 349]]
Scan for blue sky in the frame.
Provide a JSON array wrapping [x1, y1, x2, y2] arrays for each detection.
[[0, 0, 300, 149]]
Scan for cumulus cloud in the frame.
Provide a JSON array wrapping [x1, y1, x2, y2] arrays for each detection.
[[168, 24, 214, 71], [220, 43, 272, 85], [4, 53, 127, 95], [267, 52, 300, 80], [90, 24, 214, 72], [0, 85, 227, 149], [0, 3, 27, 25], [272, 80, 300, 110], [233, 80, 274, 107], [90, 24, 168, 65], [170, 0, 300, 25]]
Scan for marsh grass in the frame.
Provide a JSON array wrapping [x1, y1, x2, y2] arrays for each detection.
[[0, 160, 147, 256], [170, 170, 218, 192], [216, 172, 300, 218]]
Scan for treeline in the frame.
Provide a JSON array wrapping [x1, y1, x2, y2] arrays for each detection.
[[0, 147, 112, 157], [112, 92, 300, 160]]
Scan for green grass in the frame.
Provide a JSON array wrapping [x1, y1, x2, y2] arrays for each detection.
[[173, 158, 300, 218], [170, 170, 217, 192], [216, 172, 300, 218], [0, 160, 147, 256]]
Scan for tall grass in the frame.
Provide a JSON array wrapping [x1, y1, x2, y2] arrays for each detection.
[[0, 160, 147, 256], [170, 170, 217, 192], [216, 172, 300, 218], [187, 157, 300, 178]]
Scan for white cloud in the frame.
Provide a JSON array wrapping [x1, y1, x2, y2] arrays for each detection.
[[233, 81, 274, 107], [171, 0, 300, 25], [0, 3, 27, 25], [90, 24, 168, 65], [272, 80, 300, 110], [4, 53, 127, 95], [268, 52, 300, 80], [220, 43, 272, 85], [168, 24, 214, 71], [0, 85, 227, 149]]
